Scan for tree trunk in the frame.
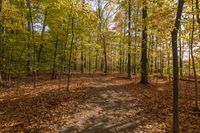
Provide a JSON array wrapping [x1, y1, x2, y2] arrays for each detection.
[[26, 1, 32, 75], [95, 49, 98, 72], [188, 33, 191, 80], [140, 0, 148, 84], [37, 9, 47, 73], [103, 35, 107, 73], [196, 0, 200, 38], [179, 29, 183, 78], [127, 0, 131, 78], [67, 17, 75, 91], [89, 47, 91, 74], [51, 36, 58, 80], [133, 1, 139, 75], [119, 44, 122, 73], [27, 0, 36, 89], [0, 0, 3, 84], [81, 0, 85, 73], [59, 9, 71, 89], [191, 0, 199, 110], [171, 0, 184, 132], [155, 37, 158, 73], [160, 43, 164, 78]]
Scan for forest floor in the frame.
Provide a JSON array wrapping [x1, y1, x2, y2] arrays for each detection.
[[0, 73, 200, 133]]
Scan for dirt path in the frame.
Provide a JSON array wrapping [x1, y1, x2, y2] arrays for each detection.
[[0, 74, 199, 132], [59, 77, 157, 133]]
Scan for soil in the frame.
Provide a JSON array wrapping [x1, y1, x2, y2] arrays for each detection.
[[0, 74, 199, 133]]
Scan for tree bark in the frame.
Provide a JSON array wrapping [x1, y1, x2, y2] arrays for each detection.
[[127, 0, 131, 78], [51, 36, 58, 80], [37, 9, 47, 72], [0, 0, 3, 84], [179, 29, 183, 78], [67, 17, 75, 91], [191, 0, 199, 110], [102, 35, 107, 73], [81, 0, 85, 73], [196, 0, 200, 38], [171, 0, 184, 132], [27, 0, 36, 89], [140, 0, 148, 84], [133, 1, 139, 75]]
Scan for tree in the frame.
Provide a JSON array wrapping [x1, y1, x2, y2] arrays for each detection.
[[191, 0, 199, 110], [0, 0, 3, 85], [171, 0, 185, 132], [67, 17, 75, 91], [140, 0, 148, 84], [127, 0, 131, 78]]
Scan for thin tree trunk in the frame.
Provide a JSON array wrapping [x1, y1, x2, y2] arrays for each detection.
[[103, 35, 107, 73], [81, 0, 85, 73], [167, 44, 171, 82], [89, 47, 91, 74], [27, 0, 36, 89], [160, 43, 164, 78], [133, 1, 139, 75], [179, 29, 183, 78], [171, 0, 184, 132], [189, 33, 191, 80], [37, 9, 47, 73], [95, 49, 98, 72], [8, 47, 13, 87], [67, 17, 75, 91], [196, 0, 200, 38], [140, 0, 148, 84], [150, 35, 154, 74], [127, 0, 131, 78], [191, 0, 199, 110], [26, 1, 32, 75], [119, 44, 122, 73], [59, 7, 72, 88], [0, 0, 3, 84], [155, 37, 158, 73], [51, 36, 58, 80]]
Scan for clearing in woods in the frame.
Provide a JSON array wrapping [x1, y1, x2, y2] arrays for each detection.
[[0, 74, 199, 132]]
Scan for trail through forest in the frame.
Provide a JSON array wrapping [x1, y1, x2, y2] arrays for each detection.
[[0, 74, 200, 132]]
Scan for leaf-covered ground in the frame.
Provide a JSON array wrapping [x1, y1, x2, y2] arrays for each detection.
[[0, 74, 199, 132]]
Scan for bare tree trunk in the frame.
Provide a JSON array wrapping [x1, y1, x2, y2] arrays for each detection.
[[0, 0, 3, 85], [179, 29, 183, 78], [27, 0, 36, 89], [196, 0, 200, 38], [171, 0, 184, 132], [67, 17, 75, 91], [59, 8, 72, 88], [140, 0, 148, 84], [155, 37, 158, 73], [89, 47, 91, 74], [81, 0, 85, 73], [119, 44, 122, 73], [133, 1, 139, 75], [51, 36, 58, 80], [191, 0, 199, 110], [103, 35, 107, 73], [38, 9, 47, 73], [95, 49, 98, 72], [167, 43, 171, 82], [26, 1, 32, 75], [160, 43, 164, 78], [127, 0, 131, 78], [8, 47, 13, 87], [188, 33, 191, 80], [150, 35, 154, 74]]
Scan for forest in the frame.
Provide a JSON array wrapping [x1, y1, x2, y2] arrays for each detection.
[[0, 0, 200, 132]]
